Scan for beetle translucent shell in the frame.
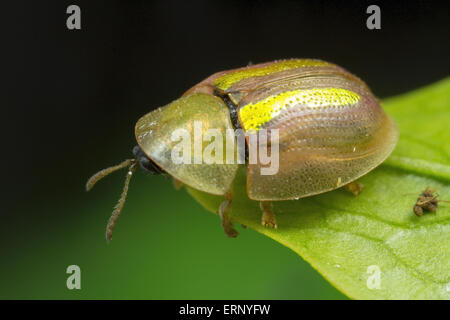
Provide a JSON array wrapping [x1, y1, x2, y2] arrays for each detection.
[[136, 59, 398, 200]]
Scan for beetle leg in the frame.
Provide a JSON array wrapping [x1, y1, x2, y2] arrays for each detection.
[[344, 181, 364, 196], [260, 201, 278, 229], [172, 178, 183, 190], [219, 191, 238, 238]]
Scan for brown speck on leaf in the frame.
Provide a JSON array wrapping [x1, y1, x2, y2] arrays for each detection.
[[413, 187, 448, 217]]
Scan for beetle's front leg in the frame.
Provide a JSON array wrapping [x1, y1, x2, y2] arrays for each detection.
[[219, 190, 238, 238], [344, 181, 364, 196], [260, 201, 278, 229]]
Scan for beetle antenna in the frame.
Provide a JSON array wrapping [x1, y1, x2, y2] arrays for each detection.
[[105, 160, 138, 242], [86, 158, 138, 242], [86, 159, 135, 191]]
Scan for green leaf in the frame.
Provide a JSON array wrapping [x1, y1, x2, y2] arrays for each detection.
[[185, 78, 450, 300]]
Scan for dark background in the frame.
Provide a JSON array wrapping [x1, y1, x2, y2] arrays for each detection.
[[1, 0, 449, 299]]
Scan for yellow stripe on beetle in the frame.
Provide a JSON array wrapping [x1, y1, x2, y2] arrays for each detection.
[[213, 59, 330, 90], [239, 88, 361, 131]]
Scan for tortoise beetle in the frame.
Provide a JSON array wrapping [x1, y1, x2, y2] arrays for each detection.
[[87, 59, 398, 241]]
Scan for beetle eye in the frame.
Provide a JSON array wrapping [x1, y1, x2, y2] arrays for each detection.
[[132, 145, 141, 158], [133, 145, 164, 174], [138, 156, 153, 172]]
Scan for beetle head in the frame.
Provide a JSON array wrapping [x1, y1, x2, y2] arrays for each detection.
[[135, 93, 239, 195]]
